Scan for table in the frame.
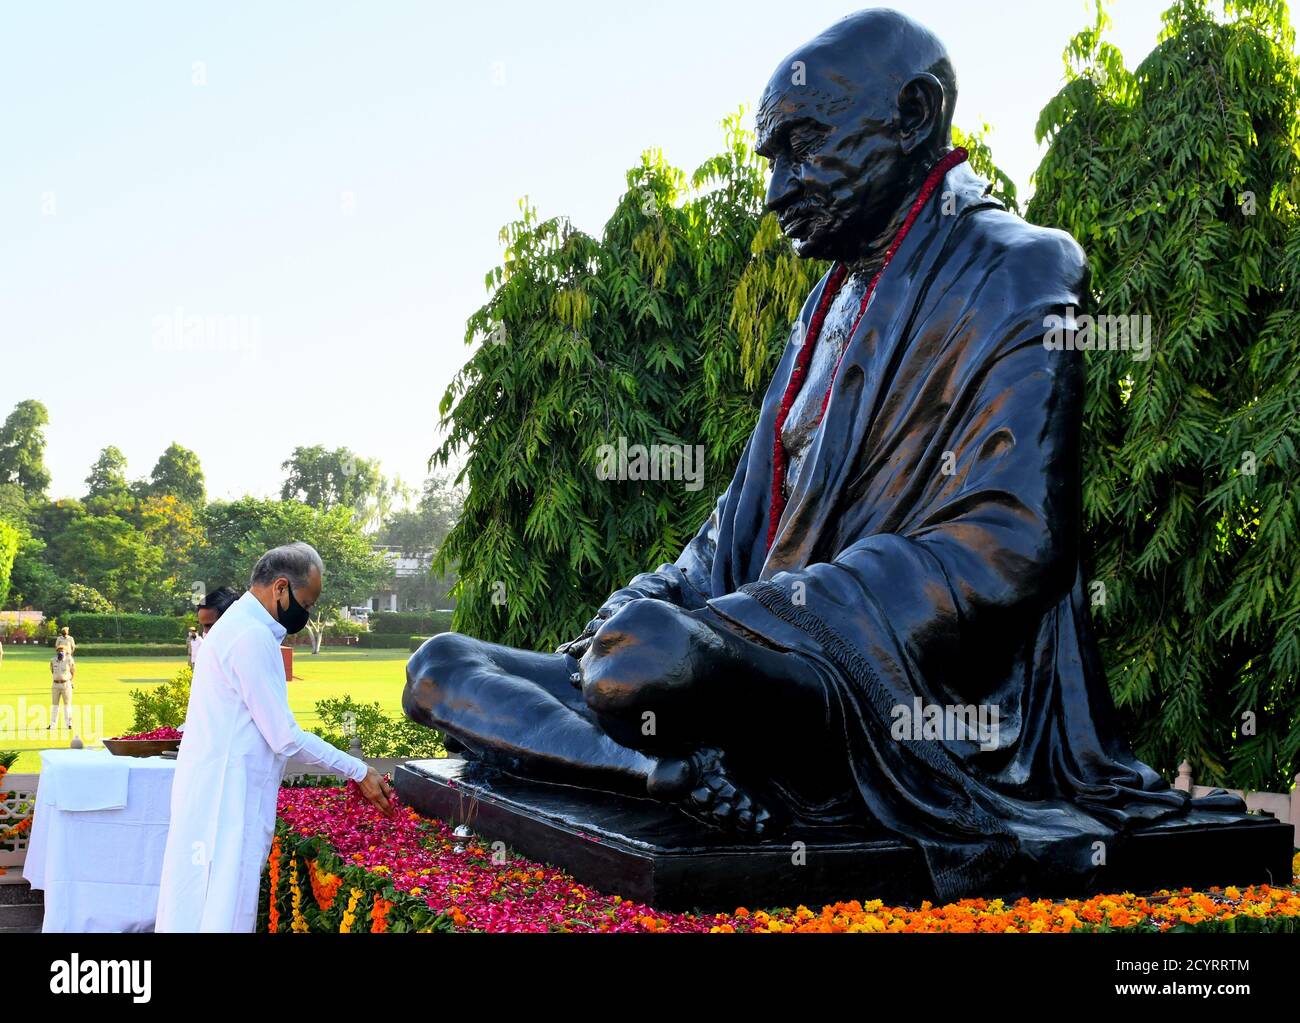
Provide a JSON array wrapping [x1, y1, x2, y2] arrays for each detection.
[[23, 749, 175, 932]]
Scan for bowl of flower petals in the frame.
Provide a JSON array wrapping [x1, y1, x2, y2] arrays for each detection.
[[103, 727, 182, 757]]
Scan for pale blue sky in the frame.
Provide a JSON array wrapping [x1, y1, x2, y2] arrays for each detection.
[[0, 0, 1167, 503]]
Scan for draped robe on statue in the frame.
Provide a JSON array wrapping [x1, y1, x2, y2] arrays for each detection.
[[594, 159, 1244, 901]]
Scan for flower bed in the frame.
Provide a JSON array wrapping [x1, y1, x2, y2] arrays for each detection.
[[263, 783, 1300, 934]]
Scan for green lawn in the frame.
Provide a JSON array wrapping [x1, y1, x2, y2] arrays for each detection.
[[0, 645, 411, 773]]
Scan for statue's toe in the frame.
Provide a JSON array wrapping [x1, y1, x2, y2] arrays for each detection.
[[646, 756, 696, 799], [648, 747, 771, 837]]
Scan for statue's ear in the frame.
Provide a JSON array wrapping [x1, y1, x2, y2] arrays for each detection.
[[896, 73, 945, 156]]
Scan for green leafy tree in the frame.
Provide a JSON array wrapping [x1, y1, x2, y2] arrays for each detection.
[[1028, 0, 1300, 790], [280, 445, 399, 532], [379, 471, 463, 554], [0, 521, 18, 609], [147, 443, 206, 504], [3, 530, 55, 610], [0, 400, 51, 496], [53, 514, 166, 611], [84, 446, 131, 501], [132, 494, 208, 612], [194, 497, 389, 650], [46, 582, 115, 616]]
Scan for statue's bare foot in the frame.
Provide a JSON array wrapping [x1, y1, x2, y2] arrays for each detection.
[[646, 747, 771, 836]]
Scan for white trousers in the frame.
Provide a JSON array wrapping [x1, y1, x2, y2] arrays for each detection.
[[51, 680, 73, 725]]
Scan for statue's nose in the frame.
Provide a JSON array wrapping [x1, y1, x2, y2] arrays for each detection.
[[765, 157, 802, 213]]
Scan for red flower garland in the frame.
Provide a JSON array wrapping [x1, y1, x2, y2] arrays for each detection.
[[766, 147, 969, 551]]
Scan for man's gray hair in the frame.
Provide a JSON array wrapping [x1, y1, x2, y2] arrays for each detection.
[[249, 542, 324, 589]]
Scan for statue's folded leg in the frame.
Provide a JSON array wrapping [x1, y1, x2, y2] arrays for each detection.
[[404, 632, 656, 797], [580, 598, 860, 828]]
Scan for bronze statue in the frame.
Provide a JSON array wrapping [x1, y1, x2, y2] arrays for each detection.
[[404, 8, 1254, 902]]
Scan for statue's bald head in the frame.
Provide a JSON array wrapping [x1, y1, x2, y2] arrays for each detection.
[[756, 9, 958, 261]]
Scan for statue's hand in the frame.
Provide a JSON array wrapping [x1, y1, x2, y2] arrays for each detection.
[[555, 596, 634, 659], [555, 616, 601, 659]]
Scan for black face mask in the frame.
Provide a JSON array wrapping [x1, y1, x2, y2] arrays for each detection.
[[275, 582, 312, 635]]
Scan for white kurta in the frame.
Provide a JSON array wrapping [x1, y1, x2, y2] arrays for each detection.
[[155, 591, 366, 932]]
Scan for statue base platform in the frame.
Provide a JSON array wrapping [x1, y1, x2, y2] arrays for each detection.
[[394, 759, 1295, 912]]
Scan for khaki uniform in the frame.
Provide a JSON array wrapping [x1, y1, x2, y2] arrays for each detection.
[[55, 633, 76, 656], [50, 655, 74, 727]]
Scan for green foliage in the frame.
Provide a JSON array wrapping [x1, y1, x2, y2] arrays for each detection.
[[377, 471, 463, 554], [376, 471, 462, 609], [84, 445, 130, 501], [147, 443, 205, 504], [953, 123, 1020, 213], [1028, 0, 1300, 790], [64, 612, 188, 642], [44, 582, 115, 615], [58, 513, 166, 610], [0, 520, 17, 609], [128, 664, 192, 732], [193, 497, 389, 616], [370, 610, 452, 634], [281, 445, 405, 532], [356, 632, 419, 649], [325, 617, 367, 639], [310, 695, 446, 758], [0, 400, 51, 496], [0, 398, 395, 617]]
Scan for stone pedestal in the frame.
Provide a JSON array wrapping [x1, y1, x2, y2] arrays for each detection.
[[395, 759, 1295, 912]]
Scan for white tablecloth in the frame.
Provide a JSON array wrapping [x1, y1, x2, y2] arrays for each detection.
[[23, 748, 176, 932]]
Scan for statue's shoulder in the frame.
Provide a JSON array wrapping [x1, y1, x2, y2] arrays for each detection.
[[960, 206, 1089, 304]]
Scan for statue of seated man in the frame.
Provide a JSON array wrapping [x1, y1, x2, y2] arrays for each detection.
[[405, 8, 1236, 901]]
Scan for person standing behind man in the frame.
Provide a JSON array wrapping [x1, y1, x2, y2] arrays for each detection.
[[180, 586, 242, 735], [49, 647, 74, 730], [155, 542, 393, 932], [195, 586, 240, 637], [54, 626, 75, 657]]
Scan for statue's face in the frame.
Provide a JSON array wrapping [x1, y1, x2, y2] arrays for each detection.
[[756, 69, 918, 262]]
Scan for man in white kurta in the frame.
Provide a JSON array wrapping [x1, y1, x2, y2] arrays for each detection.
[[156, 543, 392, 932]]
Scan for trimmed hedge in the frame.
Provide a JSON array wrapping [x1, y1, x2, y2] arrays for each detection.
[[356, 633, 417, 650], [62, 613, 188, 643], [370, 611, 453, 635], [409, 636, 431, 652], [74, 643, 188, 657]]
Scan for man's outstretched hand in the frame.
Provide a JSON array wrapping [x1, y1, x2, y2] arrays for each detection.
[[357, 766, 395, 816]]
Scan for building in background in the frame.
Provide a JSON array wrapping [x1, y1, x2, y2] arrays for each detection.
[[365, 545, 454, 613]]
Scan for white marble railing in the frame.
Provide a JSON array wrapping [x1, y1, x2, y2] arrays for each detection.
[[1174, 762, 1300, 847], [0, 772, 38, 882]]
